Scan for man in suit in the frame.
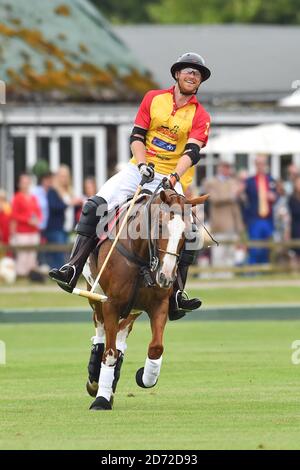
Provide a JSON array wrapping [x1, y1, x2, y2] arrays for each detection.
[[204, 161, 244, 276], [245, 154, 277, 264]]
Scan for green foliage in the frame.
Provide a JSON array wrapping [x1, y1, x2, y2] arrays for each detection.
[[90, 0, 300, 24], [31, 159, 50, 179], [90, 0, 160, 24], [147, 0, 300, 24]]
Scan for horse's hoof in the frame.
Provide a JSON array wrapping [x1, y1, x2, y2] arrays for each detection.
[[86, 380, 98, 397], [135, 367, 157, 389], [89, 396, 112, 411]]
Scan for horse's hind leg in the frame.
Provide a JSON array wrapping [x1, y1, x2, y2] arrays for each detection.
[[110, 312, 141, 405], [136, 299, 168, 389]]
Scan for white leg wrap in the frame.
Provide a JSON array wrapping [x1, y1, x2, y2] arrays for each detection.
[[91, 336, 104, 345], [97, 363, 115, 401], [142, 356, 163, 388], [92, 322, 105, 345], [116, 325, 129, 354]]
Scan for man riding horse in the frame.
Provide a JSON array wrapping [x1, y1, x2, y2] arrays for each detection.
[[49, 52, 211, 321]]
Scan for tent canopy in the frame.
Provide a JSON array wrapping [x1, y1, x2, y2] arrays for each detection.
[[206, 123, 300, 154]]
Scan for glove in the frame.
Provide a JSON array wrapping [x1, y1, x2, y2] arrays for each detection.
[[162, 173, 180, 190], [138, 163, 155, 183]]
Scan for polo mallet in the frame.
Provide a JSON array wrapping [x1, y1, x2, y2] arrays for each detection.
[[72, 163, 155, 303]]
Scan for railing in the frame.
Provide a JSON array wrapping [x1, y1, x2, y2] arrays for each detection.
[[1, 240, 300, 275]]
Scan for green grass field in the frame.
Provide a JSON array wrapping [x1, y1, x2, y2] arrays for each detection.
[[1, 320, 300, 450], [1, 284, 300, 309]]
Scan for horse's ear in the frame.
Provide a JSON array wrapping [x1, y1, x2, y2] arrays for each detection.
[[186, 194, 209, 206], [160, 190, 168, 203]]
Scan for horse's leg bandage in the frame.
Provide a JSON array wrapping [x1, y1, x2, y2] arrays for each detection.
[[142, 356, 163, 387], [97, 363, 116, 401]]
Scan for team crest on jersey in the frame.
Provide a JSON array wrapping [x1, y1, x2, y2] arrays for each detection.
[[152, 137, 176, 152]]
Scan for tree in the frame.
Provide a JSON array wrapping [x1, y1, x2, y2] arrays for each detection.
[[90, 0, 160, 24], [146, 0, 300, 24]]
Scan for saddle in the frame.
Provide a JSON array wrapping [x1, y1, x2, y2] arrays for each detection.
[[96, 189, 152, 247]]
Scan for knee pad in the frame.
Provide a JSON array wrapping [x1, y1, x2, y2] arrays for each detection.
[[76, 196, 107, 238]]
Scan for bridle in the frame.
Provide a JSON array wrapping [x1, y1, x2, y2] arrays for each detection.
[[109, 183, 187, 282], [144, 184, 186, 273]]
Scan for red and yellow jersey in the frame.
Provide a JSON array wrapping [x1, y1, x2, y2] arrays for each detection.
[[130, 86, 211, 190]]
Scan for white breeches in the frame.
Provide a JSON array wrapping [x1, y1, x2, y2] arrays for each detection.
[[97, 163, 183, 211]]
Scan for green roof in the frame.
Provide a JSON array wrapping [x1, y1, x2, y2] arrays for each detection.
[[0, 0, 157, 102]]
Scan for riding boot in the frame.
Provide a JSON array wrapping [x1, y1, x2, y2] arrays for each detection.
[[49, 195, 107, 293], [168, 244, 202, 321]]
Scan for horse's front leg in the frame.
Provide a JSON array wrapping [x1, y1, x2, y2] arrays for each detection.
[[86, 302, 105, 398], [136, 297, 168, 389], [89, 302, 119, 411]]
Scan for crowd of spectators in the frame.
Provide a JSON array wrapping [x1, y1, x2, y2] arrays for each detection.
[[0, 165, 94, 282], [1, 156, 300, 282], [200, 155, 300, 273]]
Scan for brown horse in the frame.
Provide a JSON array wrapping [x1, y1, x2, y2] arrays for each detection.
[[85, 188, 207, 410]]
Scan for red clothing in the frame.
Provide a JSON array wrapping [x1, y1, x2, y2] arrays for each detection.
[[0, 210, 11, 243], [11, 192, 42, 234]]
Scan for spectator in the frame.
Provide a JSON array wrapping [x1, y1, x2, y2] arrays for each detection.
[[237, 169, 249, 225], [83, 177, 97, 200], [273, 180, 290, 243], [284, 164, 299, 197], [31, 172, 53, 267], [74, 176, 96, 223], [244, 154, 277, 264], [45, 177, 68, 269], [10, 174, 42, 277], [56, 165, 81, 236], [45, 166, 81, 269], [0, 189, 11, 248], [31, 172, 53, 232], [203, 161, 244, 277], [288, 175, 300, 266]]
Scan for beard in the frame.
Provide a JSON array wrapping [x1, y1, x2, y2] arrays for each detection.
[[177, 81, 198, 96]]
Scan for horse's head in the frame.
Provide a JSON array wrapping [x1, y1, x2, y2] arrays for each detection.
[[151, 189, 208, 289]]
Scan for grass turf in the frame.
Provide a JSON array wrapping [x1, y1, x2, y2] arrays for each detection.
[[1, 285, 300, 309], [1, 320, 300, 450]]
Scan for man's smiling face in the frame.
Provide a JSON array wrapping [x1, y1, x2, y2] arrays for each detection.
[[176, 67, 202, 95]]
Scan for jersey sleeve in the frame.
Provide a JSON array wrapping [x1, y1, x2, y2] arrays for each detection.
[[134, 90, 158, 129], [189, 106, 211, 147]]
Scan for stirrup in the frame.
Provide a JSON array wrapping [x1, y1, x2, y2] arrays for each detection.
[[175, 289, 202, 311], [60, 264, 77, 283], [49, 264, 77, 293], [175, 289, 189, 309]]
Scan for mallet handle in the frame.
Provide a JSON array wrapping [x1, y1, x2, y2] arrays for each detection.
[[72, 288, 108, 302]]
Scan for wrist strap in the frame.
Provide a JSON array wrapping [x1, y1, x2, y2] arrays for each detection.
[[170, 172, 180, 182], [138, 163, 147, 169]]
